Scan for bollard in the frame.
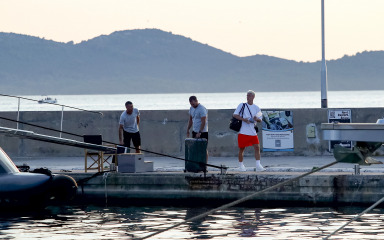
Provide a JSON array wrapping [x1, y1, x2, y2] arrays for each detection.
[[354, 164, 360, 175], [110, 163, 116, 172], [220, 165, 227, 175]]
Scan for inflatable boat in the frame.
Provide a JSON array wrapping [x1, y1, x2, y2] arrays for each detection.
[[0, 147, 77, 208]]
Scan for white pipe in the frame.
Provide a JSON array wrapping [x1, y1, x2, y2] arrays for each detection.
[[60, 106, 64, 138], [321, 0, 328, 108], [17, 98, 20, 129]]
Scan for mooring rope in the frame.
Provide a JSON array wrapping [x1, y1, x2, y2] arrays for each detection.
[[137, 160, 339, 240], [103, 172, 110, 206], [0, 116, 227, 170], [323, 195, 384, 240], [77, 171, 108, 195]]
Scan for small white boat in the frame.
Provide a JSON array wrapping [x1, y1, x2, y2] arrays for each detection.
[[38, 96, 57, 104]]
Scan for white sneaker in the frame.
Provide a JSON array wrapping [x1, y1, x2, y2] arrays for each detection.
[[256, 164, 266, 172], [239, 163, 246, 172]]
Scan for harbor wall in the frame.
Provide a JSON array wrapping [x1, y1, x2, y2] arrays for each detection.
[[68, 172, 384, 206], [1, 108, 384, 158]]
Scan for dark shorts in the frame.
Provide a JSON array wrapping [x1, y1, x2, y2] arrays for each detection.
[[123, 131, 141, 148], [192, 131, 208, 143]]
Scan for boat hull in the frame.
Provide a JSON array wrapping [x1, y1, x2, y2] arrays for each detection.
[[0, 172, 77, 208]]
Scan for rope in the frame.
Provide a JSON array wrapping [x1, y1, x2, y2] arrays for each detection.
[[103, 172, 110, 206], [77, 170, 111, 195], [0, 93, 103, 115], [77, 171, 108, 185], [137, 160, 339, 240], [323, 195, 384, 240], [0, 116, 227, 170]]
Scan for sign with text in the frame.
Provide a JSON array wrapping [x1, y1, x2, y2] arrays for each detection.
[[261, 111, 294, 152], [328, 109, 352, 151]]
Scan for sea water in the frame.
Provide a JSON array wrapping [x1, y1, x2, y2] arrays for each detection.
[[0, 90, 383, 112], [1, 205, 384, 239], [2, 91, 384, 239]]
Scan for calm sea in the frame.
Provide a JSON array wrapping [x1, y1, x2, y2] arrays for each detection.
[[1, 90, 384, 239], [1, 205, 384, 239], [1, 90, 383, 112]]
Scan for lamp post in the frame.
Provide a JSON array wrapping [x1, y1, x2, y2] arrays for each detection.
[[321, 0, 328, 108]]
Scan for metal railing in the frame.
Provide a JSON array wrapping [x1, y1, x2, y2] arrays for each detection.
[[0, 94, 103, 138]]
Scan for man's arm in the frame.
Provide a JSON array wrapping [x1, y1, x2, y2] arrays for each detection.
[[233, 104, 250, 124], [233, 113, 250, 124], [118, 124, 124, 145], [196, 116, 207, 138], [136, 115, 140, 128], [187, 115, 192, 137]]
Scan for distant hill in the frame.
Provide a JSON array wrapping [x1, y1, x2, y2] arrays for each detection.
[[0, 29, 383, 95]]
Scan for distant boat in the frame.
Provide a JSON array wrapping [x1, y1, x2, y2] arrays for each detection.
[[38, 96, 57, 104]]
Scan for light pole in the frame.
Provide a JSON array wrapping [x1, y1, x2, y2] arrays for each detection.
[[321, 0, 328, 108]]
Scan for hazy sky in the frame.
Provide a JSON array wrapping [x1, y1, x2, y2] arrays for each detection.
[[1, 0, 383, 62]]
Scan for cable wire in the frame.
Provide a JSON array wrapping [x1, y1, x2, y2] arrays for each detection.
[[137, 160, 339, 240], [0, 116, 227, 170], [323, 195, 384, 240]]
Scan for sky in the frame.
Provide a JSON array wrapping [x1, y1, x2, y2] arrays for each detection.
[[0, 0, 383, 62]]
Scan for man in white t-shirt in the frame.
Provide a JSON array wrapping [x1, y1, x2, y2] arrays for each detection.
[[187, 96, 209, 161], [119, 101, 141, 153], [187, 96, 208, 140], [233, 90, 265, 172]]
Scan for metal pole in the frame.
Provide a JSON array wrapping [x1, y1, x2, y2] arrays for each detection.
[[17, 98, 20, 129], [60, 106, 64, 138], [321, 0, 328, 108]]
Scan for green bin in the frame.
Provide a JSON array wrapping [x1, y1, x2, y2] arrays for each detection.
[[185, 138, 207, 173]]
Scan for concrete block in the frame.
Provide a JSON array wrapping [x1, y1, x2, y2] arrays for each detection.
[[118, 154, 146, 173], [144, 161, 154, 172]]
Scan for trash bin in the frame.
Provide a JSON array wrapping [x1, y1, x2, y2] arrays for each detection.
[[185, 138, 207, 173]]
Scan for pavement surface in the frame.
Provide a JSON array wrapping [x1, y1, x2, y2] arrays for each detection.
[[11, 154, 384, 174]]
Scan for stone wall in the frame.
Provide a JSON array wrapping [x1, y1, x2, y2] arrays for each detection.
[[69, 172, 384, 206], [1, 108, 384, 158]]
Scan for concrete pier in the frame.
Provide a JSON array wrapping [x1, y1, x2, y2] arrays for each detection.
[[2, 108, 384, 207], [20, 155, 381, 207], [66, 171, 384, 207]]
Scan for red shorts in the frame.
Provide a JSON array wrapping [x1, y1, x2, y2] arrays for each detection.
[[238, 134, 260, 148]]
